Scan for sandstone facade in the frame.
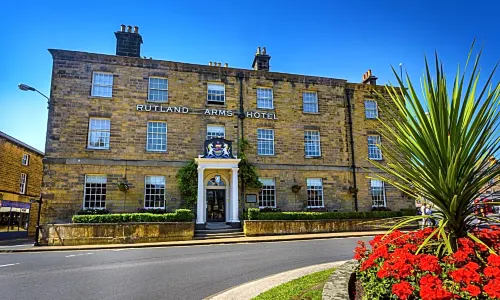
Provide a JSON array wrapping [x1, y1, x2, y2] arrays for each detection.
[[42, 28, 414, 224]]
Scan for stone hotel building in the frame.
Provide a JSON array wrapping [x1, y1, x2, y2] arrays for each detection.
[[42, 25, 414, 228]]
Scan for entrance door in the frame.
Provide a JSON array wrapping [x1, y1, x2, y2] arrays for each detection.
[[206, 189, 225, 222]]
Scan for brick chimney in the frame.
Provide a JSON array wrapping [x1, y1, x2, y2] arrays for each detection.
[[252, 47, 271, 71], [362, 69, 378, 85], [115, 25, 143, 57]]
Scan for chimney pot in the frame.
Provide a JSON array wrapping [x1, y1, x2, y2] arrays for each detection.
[[262, 47, 266, 55], [120, 24, 126, 32], [252, 46, 271, 71], [217, 62, 221, 67], [209, 62, 212, 66], [224, 63, 228, 67], [115, 24, 143, 57], [133, 26, 139, 33], [127, 26, 132, 33], [257, 47, 261, 55]]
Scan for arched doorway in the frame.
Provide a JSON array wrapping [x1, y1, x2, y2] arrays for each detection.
[[205, 176, 227, 222]]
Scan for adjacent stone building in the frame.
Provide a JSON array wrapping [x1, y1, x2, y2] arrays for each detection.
[[42, 25, 414, 228], [0, 131, 44, 237]]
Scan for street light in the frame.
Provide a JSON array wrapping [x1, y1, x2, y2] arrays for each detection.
[[18, 83, 49, 246], [18, 83, 50, 108]]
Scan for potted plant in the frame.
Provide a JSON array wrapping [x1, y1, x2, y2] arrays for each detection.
[[348, 186, 358, 194], [117, 182, 130, 192], [291, 184, 302, 194]]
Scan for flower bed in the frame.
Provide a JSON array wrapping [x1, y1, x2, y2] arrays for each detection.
[[354, 227, 500, 299]]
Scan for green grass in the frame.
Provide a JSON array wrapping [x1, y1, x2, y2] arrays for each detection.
[[252, 267, 336, 300]]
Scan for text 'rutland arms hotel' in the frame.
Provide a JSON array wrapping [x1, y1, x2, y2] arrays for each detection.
[[41, 24, 414, 228]]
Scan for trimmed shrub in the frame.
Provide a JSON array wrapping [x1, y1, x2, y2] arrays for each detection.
[[137, 208, 168, 214], [72, 209, 194, 223], [247, 210, 405, 221], [75, 209, 110, 215]]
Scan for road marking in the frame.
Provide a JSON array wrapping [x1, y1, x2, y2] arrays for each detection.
[[65, 253, 94, 258], [0, 263, 20, 268]]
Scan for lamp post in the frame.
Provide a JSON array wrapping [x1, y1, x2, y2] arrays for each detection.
[[18, 83, 50, 108], [18, 83, 49, 246]]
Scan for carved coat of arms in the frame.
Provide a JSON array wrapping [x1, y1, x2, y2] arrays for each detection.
[[204, 138, 233, 159]]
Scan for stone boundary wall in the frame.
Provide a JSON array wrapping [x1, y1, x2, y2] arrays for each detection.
[[244, 219, 402, 236], [39, 222, 194, 246], [322, 260, 358, 300]]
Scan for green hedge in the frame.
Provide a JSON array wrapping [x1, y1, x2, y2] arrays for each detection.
[[72, 209, 194, 223], [246, 208, 412, 220]]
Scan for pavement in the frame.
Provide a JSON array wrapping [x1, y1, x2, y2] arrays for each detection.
[[206, 260, 348, 300], [0, 230, 387, 253], [0, 236, 370, 300]]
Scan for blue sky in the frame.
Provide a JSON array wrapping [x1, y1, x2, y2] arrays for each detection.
[[0, 0, 499, 152]]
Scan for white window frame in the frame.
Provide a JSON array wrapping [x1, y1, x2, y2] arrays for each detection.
[[22, 154, 30, 166], [83, 175, 107, 209], [144, 175, 166, 209], [371, 179, 386, 208], [303, 91, 318, 113], [148, 77, 168, 102], [146, 121, 167, 152], [304, 130, 321, 157], [306, 178, 324, 208], [207, 83, 225, 105], [259, 178, 276, 208], [368, 135, 383, 160], [257, 88, 274, 109], [257, 128, 275, 155], [365, 100, 378, 119], [20, 173, 27, 194], [206, 125, 225, 140], [91, 72, 113, 98], [87, 118, 111, 150]]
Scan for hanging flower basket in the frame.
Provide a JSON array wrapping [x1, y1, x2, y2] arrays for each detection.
[[291, 184, 302, 194], [348, 186, 359, 194], [117, 182, 130, 192]]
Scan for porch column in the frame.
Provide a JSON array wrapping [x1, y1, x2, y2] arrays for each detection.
[[196, 167, 205, 226], [230, 167, 239, 223]]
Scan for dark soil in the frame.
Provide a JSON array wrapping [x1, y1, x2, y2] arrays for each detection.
[[348, 273, 365, 300]]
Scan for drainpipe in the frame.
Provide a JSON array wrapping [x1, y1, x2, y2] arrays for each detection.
[[237, 72, 245, 213], [346, 88, 359, 211]]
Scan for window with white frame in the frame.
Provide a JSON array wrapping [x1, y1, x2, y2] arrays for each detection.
[[91, 72, 113, 97], [259, 178, 276, 208], [148, 77, 168, 102], [371, 179, 386, 207], [304, 130, 321, 157], [365, 100, 378, 119], [257, 88, 273, 109], [307, 178, 323, 207], [146, 121, 167, 151], [206, 125, 225, 140], [83, 175, 107, 209], [257, 128, 274, 155], [88, 118, 111, 149], [20, 173, 27, 194], [303, 91, 318, 113], [144, 176, 166, 209], [368, 135, 382, 160], [207, 83, 225, 105], [22, 154, 30, 166]]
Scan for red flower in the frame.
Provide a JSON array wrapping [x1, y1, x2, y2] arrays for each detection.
[[488, 254, 500, 267], [392, 281, 414, 300], [484, 279, 500, 299], [485, 266, 500, 278], [462, 284, 481, 297], [452, 250, 470, 263], [418, 254, 442, 273]]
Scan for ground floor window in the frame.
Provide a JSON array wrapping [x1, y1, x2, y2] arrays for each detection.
[[144, 176, 166, 209], [84, 175, 107, 209], [307, 178, 323, 207], [259, 178, 276, 208], [371, 179, 386, 207]]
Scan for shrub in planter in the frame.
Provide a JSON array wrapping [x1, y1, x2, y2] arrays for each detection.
[[72, 209, 194, 223], [248, 210, 405, 220], [247, 208, 261, 220], [137, 208, 167, 214], [260, 207, 282, 213], [371, 206, 391, 212], [76, 209, 110, 215], [354, 227, 500, 300]]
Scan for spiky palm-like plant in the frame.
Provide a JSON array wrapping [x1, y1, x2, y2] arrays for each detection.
[[372, 44, 500, 255]]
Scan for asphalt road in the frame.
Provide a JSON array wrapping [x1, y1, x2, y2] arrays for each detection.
[[0, 237, 368, 300]]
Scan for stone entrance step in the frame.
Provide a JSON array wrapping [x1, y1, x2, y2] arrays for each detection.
[[194, 227, 244, 240]]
